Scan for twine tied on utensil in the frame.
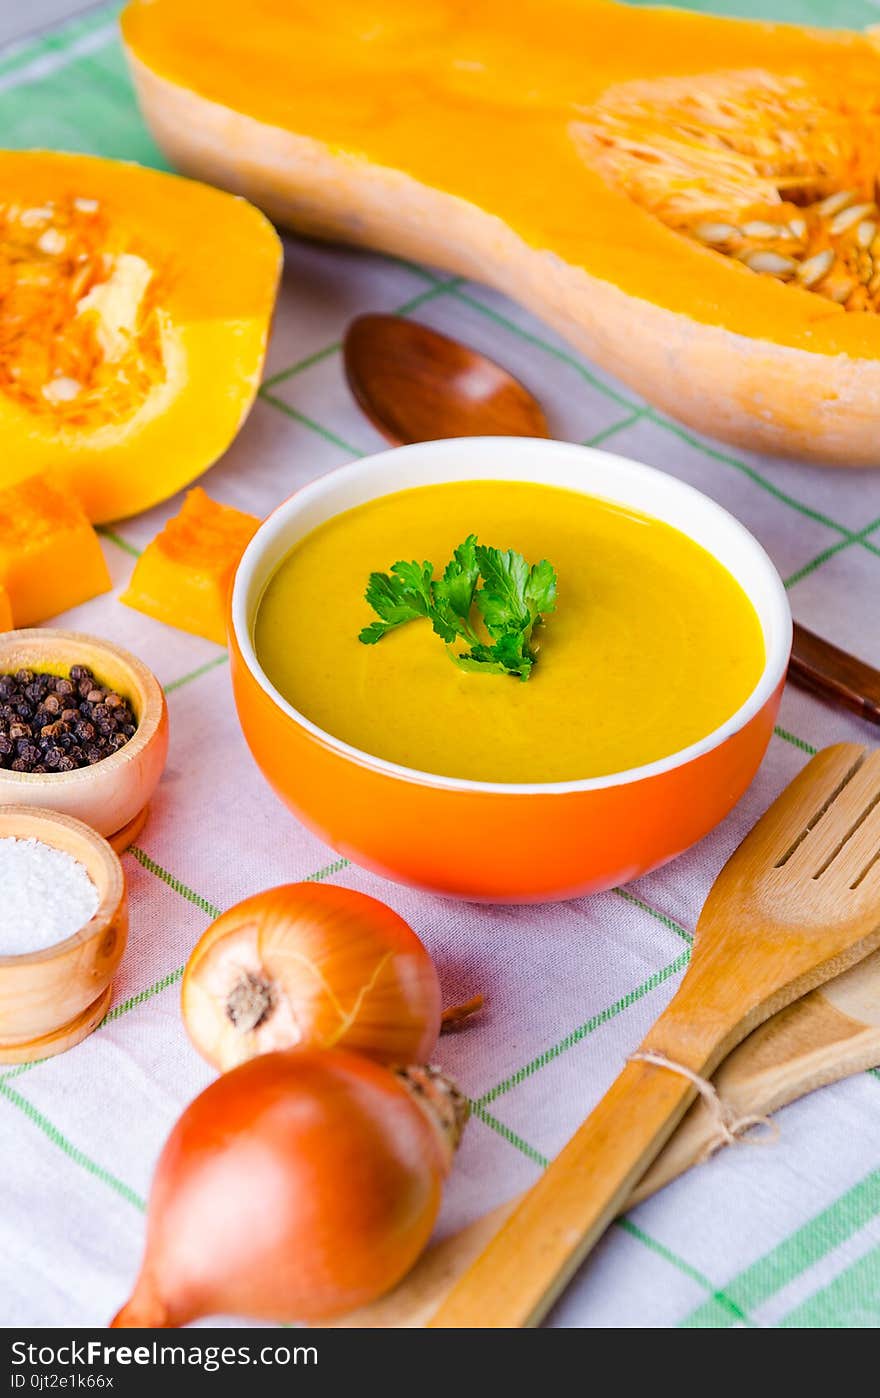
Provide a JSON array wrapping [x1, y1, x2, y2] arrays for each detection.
[[628, 1050, 781, 1162]]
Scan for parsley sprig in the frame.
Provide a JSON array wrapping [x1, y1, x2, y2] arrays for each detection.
[[359, 534, 557, 681]]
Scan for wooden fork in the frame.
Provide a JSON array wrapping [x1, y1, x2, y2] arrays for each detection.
[[429, 743, 880, 1327]]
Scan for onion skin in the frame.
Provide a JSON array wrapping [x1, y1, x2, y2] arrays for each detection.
[[111, 1049, 459, 1327], [181, 883, 442, 1072]]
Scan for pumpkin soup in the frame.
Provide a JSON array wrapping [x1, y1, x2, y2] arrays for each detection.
[[254, 481, 764, 783]]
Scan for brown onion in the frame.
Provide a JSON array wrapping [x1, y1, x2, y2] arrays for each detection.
[[181, 883, 442, 1071], [111, 1048, 467, 1327]]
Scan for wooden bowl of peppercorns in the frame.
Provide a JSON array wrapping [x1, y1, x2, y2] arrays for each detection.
[[0, 630, 168, 851]]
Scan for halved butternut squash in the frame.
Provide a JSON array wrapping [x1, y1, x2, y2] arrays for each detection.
[[122, 0, 880, 465], [0, 475, 111, 626], [0, 151, 281, 520], [121, 487, 259, 643]]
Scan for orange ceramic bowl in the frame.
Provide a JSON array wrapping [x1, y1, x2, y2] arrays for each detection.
[[229, 438, 790, 902]]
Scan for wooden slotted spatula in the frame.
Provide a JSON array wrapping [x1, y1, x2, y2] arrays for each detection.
[[320, 945, 880, 1328], [428, 743, 880, 1327]]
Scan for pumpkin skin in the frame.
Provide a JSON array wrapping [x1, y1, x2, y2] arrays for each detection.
[[0, 151, 281, 521], [122, 0, 880, 466]]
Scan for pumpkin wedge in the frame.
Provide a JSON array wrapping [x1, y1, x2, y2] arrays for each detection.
[[0, 476, 111, 627], [121, 487, 259, 643], [123, 0, 880, 465], [0, 151, 281, 521]]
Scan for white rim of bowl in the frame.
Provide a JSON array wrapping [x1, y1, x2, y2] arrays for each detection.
[[232, 437, 792, 796]]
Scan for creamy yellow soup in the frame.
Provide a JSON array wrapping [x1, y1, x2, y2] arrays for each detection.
[[255, 481, 765, 783]]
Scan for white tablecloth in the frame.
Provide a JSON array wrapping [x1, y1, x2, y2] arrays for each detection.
[[3, 0, 880, 1330]]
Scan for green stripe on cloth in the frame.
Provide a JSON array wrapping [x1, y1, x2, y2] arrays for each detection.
[[0, 3, 121, 83], [446, 286, 640, 412], [257, 392, 365, 455], [681, 1167, 880, 1327], [584, 408, 648, 449], [628, 0, 880, 26], [612, 888, 694, 944], [164, 652, 229, 694], [0, 34, 166, 166], [0, 1078, 145, 1212], [645, 411, 857, 539], [261, 277, 464, 390], [779, 1245, 880, 1328], [774, 726, 818, 756], [476, 949, 691, 1107], [471, 1105, 752, 1319], [784, 539, 853, 590], [96, 525, 140, 559], [470, 1103, 550, 1168], [102, 964, 185, 1023], [616, 1218, 753, 1325], [127, 847, 222, 920]]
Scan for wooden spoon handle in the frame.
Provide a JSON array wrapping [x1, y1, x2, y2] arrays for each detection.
[[789, 622, 880, 725], [428, 1053, 697, 1327]]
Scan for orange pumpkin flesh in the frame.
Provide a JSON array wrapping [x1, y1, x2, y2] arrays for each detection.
[[0, 476, 111, 626], [122, 0, 880, 464], [0, 151, 281, 521], [0, 587, 11, 633], [120, 487, 259, 644]]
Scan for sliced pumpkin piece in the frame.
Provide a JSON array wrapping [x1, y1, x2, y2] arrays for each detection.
[[0, 151, 281, 520], [0, 475, 111, 626], [0, 586, 12, 633], [122, 0, 880, 465], [121, 487, 259, 644]]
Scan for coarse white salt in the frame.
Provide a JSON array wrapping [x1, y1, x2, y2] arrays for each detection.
[[0, 837, 99, 955]]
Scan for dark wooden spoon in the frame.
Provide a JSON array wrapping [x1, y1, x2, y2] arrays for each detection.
[[343, 312, 880, 727], [344, 313, 549, 445]]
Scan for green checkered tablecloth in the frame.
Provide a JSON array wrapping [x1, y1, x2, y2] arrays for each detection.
[[4, 0, 880, 1330]]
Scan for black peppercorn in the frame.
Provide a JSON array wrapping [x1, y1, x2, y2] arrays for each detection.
[[0, 665, 138, 774]]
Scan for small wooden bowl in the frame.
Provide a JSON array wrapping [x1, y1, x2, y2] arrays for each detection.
[[0, 806, 128, 1063], [0, 630, 168, 852]]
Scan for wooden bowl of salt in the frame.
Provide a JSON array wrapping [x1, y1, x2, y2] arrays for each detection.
[[0, 807, 127, 1064]]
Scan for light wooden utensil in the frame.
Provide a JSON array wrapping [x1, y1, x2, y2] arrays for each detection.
[[321, 943, 880, 1327], [423, 743, 880, 1326]]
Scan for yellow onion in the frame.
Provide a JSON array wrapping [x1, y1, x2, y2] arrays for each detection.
[[181, 882, 443, 1070], [111, 1049, 468, 1326]]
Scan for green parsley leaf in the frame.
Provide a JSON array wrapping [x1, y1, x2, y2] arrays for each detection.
[[359, 535, 557, 681], [358, 560, 435, 644], [432, 534, 482, 647]]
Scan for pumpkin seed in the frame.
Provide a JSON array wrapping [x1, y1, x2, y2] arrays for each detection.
[[856, 220, 877, 249], [741, 249, 797, 277], [741, 219, 785, 238], [694, 221, 739, 244], [796, 249, 834, 286], [829, 202, 877, 235], [787, 217, 807, 239], [817, 189, 857, 218]]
